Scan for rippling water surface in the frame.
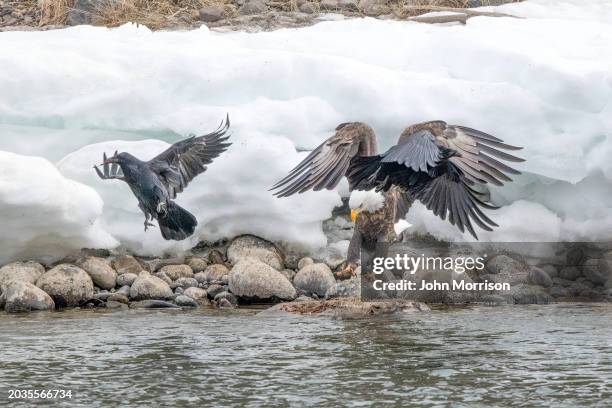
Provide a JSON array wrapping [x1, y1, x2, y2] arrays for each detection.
[[1, 304, 611, 407]]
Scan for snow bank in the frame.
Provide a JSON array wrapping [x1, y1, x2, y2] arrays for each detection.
[[0, 152, 117, 265], [57, 135, 340, 256], [0, 0, 610, 259]]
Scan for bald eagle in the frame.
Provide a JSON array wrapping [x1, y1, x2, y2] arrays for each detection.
[[272, 121, 524, 276]]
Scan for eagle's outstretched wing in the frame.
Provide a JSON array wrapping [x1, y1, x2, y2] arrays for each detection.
[[349, 121, 524, 238], [148, 115, 231, 199], [271, 122, 378, 197]]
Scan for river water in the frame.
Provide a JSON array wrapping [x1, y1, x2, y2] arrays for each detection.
[[1, 303, 611, 407]]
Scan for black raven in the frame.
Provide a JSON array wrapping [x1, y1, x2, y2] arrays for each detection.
[[95, 116, 231, 241]]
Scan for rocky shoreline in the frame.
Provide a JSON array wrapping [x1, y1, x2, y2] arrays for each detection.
[[0, 0, 520, 32], [1, 217, 611, 315]]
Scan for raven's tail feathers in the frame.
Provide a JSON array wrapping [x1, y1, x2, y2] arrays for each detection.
[[158, 202, 198, 241]]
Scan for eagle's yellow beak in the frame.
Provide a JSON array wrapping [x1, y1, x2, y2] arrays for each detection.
[[350, 209, 360, 222]]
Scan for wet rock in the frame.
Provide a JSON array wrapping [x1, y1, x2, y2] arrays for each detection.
[[297, 257, 314, 270], [227, 235, 284, 270], [183, 287, 209, 304], [261, 298, 430, 319], [176, 295, 198, 307], [175, 287, 184, 295], [559, 266, 581, 281], [95, 291, 113, 301], [116, 272, 138, 287], [199, 5, 225, 22], [112, 255, 144, 275], [206, 283, 225, 299], [358, 0, 390, 16], [160, 265, 194, 281], [239, 0, 268, 15], [106, 300, 128, 310], [130, 300, 180, 309], [36, 264, 94, 308], [506, 284, 551, 304], [582, 258, 610, 286], [81, 297, 105, 308], [116, 285, 130, 296], [77, 257, 116, 290], [214, 291, 238, 305], [229, 258, 296, 301], [170, 277, 199, 289], [107, 293, 129, 304], [325, 276, 360, 299], [294, 263, 336, 297], [129, 271, 173, 301], [187, 257, 209, 273], [217, 298, 234, 308], [0, 261, 45, 289], [4, 281, 55, 313], [528, 267, 553, 288], [550, 286, 570, 298]]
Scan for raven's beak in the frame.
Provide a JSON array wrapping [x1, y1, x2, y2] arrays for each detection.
[[101, 151, 119, 166], [350, 209, 361, 222]]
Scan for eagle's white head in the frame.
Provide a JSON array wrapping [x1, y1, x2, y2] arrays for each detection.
[[348, 189, 385, 222]]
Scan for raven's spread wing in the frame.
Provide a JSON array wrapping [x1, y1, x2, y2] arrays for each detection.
[[148, 115, 231, 199], [271, 122, 378, 197], [348, 121, 524, 238]]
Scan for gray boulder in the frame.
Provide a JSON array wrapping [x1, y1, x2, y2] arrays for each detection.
[[176, 295, 199, 307], [66, 0, 99, 26], [0, 261, 45, 289], [227, 235, 284, 270], [4, 281, 55, 313], [77, 257, 116, 290], [528, 267, 553, 288], [239, 0, 268, 15], [130, 300, 180, 309], [559, 266, 581, 281], [159, 265, 194, 281], [229, 258, 296, 301], [170, 277, 199, 289], [199, 5, 224, 22], [116, 273, 138, 287], [582, 258, 610, 286], [141, 257, 184, 273], [485, 254, 529, 284], [36, 264, 94, 307], [320, 0, 358, 12], [183, 287, 210, 305], [129, 272, 173, 301], [358, 0, 390, 16], [112, 255, 144, 275], [294, 263, 336, 297], [550, 286, 570, 298]]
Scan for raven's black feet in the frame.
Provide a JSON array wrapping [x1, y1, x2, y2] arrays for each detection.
[[144, 220, 156, 232]]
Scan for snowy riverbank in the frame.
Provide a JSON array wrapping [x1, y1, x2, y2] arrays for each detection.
[[0, 0, 611, 264]]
